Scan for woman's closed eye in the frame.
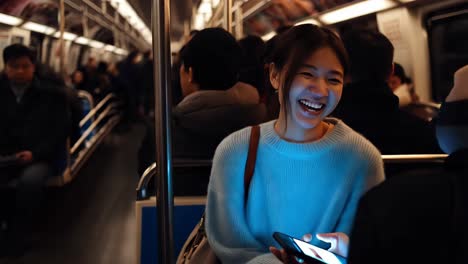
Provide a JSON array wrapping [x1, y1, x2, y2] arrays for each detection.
[[327, 77, 342, 85], [299, 71, 315, 79]]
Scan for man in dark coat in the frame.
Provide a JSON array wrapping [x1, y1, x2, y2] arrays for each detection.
[[333, 29, 441, 154], [0, 44, 68, 256], [347, 65, 468, 264]]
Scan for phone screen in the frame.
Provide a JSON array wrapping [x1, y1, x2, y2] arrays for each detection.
[[292, 238, 342, 264], [273, 232, 344, 264]]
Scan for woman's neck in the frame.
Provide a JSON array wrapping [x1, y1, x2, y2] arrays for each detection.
[[274, 113, 329, 143]]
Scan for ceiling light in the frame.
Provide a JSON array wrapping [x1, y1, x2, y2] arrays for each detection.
[[89, 40, 105, 49], [53, 31, 78, 41], [75, 37, 90, 45], [0, 13, 22, 26], [320, 0, 396, 24], [22, 22, 55, 35], [105, 45, 116, 52], [108, 0, 152, 45]]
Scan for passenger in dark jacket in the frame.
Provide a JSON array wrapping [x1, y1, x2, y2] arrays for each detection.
[[0, 44, 68, 256], [333, 29, 441, 154], [138, 28, 267, 188], [347, 65, 468, 264]]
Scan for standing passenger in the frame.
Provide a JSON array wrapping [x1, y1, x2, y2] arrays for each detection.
[[205, 24, 385, 264]]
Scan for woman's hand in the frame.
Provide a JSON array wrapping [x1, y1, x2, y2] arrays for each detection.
[[316, 232, 349, 258], [270, 234, 319, 264]]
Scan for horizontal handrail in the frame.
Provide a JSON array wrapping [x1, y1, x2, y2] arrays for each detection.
[[70, 115, 121, 178], [77, 90, 95, 108], [71, 103, 119, 154], [381, 154, 448, 163], [136, 162, 157, 200], [79, 93, 116, 127], [135, 154, 449, 199]]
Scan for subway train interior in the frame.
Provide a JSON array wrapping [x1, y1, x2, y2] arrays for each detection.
[[0, 0, 467, 263]]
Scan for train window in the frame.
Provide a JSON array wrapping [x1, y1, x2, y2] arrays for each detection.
[[426, 4, 468, 102]]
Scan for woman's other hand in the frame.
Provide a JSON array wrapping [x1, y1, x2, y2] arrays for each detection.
[[316, 232, 349, 258]]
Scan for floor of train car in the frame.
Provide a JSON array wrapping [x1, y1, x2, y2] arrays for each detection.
[[4, 123, 146, 264]]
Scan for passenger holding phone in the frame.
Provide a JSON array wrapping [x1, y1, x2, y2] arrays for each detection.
[[205, 24, 384, 264]]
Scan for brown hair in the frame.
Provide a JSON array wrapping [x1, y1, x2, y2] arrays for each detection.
[[269, 24, 349, 125]]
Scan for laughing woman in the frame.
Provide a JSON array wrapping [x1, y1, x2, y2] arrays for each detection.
[[205, 24, 385, 264]]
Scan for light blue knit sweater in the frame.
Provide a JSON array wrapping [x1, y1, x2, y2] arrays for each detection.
[[205, 118, 385, 264]]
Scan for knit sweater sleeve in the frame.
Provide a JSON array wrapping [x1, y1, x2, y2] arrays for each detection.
[[335, 134, 385, 235], [206, 127, 265, 264]]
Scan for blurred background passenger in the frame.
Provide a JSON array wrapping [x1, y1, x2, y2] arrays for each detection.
[[238, 34, 266, 98], [347, 64, 468, 264], [79, 57, 99, 95], [388, 62, 418, 107], [332, 29, 441, 154], [92, 61, 112, 102], [138, 27, 267, 174], [70, 69, 85, 91], [0, 44, 68, 257]]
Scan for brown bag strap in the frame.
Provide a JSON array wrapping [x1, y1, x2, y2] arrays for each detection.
[[244, 125, 260, 205]]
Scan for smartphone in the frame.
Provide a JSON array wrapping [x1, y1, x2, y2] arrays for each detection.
[[273, 232, 345, 264]]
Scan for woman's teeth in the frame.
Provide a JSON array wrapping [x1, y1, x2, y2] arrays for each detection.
[[299, 99, 325, 112]]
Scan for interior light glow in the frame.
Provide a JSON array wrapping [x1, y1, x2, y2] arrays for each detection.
[[22, 22, 55, 35], [0, 13, 22, 26], [212, 0, 220, 8], [294, 18, 321, 26], [105, 45, 116, 52], [319, 0, 396, 24], [108, 0, 152, 44], [115, 48, 128, 56], [193, 13, 205, 30], [261, 31, 276, 41], [398, 0, 416, 2], [89, 40, 105, 49], [75, 36, 90, 45], [199, 1, 212, 14], [53, 31, 78, 41]]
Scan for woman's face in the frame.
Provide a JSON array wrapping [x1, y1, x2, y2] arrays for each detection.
[[280, 47, 344, 132]]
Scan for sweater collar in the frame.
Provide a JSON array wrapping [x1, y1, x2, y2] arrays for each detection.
[[262, 118, 350, 158]]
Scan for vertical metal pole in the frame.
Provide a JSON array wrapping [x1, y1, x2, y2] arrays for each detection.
[[224, 0, 233, 33], [59, 0, 65, 77], [234, 2, 243, 39], [152, 0, 174, 262]]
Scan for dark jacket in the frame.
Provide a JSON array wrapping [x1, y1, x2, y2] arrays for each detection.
[[0, 74, 69, 164], [138, 90, 268, 174], [348, 149, 468, 264], [333, 80, 441, 154]]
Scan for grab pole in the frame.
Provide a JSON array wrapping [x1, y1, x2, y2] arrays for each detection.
[[152, 0, 175, 262]]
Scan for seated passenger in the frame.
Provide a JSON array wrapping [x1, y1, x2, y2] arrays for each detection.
[[238, 35, 266, 98], [332, 29, 441, 154], [0, 44, 68, 256], [388, 62, 418, 107], [347, 64, 468, 264], [138, 28, 267, 172], [205, 24, 384, 263]]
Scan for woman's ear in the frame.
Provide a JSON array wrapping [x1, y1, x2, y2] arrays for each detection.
[[269, 63, 280, 91]]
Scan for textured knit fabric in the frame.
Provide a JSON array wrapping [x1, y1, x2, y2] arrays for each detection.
[[206, 118, 385, 264]]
